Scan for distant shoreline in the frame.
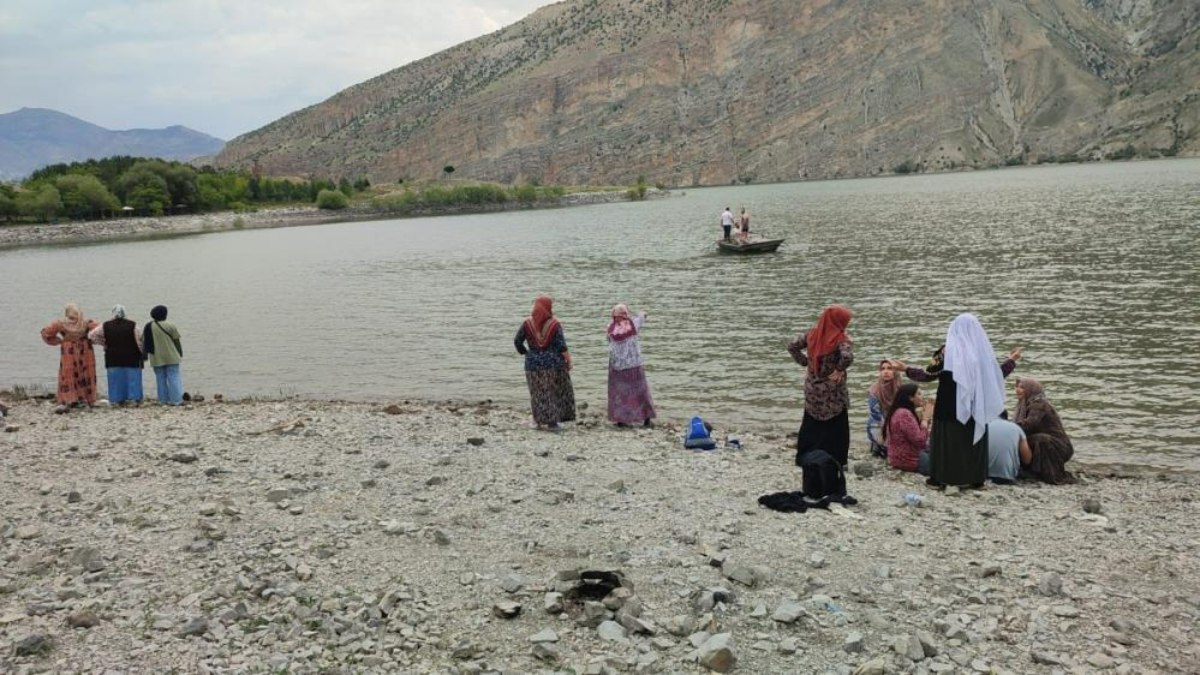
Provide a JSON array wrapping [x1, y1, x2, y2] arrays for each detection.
[[0, 189, 659, 250]]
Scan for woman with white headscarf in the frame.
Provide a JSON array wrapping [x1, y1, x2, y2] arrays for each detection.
[[40, 303, 99, 411], [88, 305, 144, 405], [892, 314, 1021, 488], [606, 303, 656, 427]]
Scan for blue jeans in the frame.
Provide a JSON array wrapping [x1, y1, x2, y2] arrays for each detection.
[[106, 367, 144, 403], [917, 449, 931, 476], [153, 364, 183, 405]]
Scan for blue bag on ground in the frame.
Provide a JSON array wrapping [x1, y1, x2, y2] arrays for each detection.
[[684, 416, 717, 450]]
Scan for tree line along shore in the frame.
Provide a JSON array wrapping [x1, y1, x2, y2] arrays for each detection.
[[0, 156, 656, 229]]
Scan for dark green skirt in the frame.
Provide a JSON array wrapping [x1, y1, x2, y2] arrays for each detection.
[[929, 419, 987, 487]]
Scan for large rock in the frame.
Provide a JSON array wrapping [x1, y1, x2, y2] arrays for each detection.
[[697, 632, 737, 672], [597, 620, 628, 642], [772, 601, 809, 624]]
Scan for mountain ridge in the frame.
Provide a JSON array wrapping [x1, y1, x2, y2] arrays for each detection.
[[214, 0, 1199, 186], [0, 108, 225, 180]]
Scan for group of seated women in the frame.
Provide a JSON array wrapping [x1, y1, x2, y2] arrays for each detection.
[[865, 350, 1075, 485]]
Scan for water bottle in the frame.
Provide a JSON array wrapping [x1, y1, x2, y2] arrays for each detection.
[[903, 492, 923, 507]]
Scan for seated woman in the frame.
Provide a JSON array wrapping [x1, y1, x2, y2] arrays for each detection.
[[866, 360, 900, 458], [883, 384, 934, 474], [1014, 378, 1074, 484]]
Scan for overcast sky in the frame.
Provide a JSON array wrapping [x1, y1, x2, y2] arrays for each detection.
[[0, 0, 549, 140]]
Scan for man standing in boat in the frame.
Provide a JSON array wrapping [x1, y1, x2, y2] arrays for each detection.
[[720, 207, 735, 241]]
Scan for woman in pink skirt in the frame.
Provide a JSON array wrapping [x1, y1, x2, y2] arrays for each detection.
[[606, 304, 656, 427]]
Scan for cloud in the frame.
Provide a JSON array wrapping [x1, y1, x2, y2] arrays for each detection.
[[0, 0, 549, 139]]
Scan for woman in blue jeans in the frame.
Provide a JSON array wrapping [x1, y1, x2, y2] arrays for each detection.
[[143, 305, 184, 405]]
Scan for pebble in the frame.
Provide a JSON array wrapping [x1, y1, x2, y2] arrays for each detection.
[[177, 616, 209, 637], [66, 611, 100, 629], [852, 657, 886, 675], [1038, 572, 1064, 596], [493, 601, 522, 619]]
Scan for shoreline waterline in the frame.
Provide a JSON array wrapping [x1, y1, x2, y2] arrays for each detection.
[[0, 189, 657, 251]]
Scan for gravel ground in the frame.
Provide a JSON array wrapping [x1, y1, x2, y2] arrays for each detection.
[[0, 397, 1197, 674]]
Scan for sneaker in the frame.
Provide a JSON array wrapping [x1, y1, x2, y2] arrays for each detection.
[[53, 404, 68, 414]]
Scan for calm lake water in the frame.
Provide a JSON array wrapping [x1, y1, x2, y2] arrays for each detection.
[[2, 160, 1198, 468]]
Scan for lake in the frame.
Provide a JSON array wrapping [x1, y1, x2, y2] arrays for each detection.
[[2, 159, 1197, 468]]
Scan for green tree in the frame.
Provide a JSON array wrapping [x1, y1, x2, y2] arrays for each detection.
[[442, 165, 455, 179], [0, 185, 17, 220], [114, 165, 168, 203], [17, 185, 63, 222], [316, 189, 348, 210], [55, 174, 119, 219]]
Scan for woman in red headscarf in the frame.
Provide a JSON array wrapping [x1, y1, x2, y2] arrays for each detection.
[[606, 303, 656, 427], [787, 305, 854, 466], [514, 296, 576, 429]]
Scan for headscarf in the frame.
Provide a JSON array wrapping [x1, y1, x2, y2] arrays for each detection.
[[60, 303, 88, 338], [150, 305, 168, 321], [111, 305, 127, 319], [943, 313, 1006, 442], [1013, 377, 1047, 426], [805, 305, 852, 375], [869, 360, 901, 413], [607, 303, 637, 343], [522, 296, 561, 349]]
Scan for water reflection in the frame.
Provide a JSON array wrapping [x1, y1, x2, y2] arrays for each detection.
[[1, 160, 1197, 467]]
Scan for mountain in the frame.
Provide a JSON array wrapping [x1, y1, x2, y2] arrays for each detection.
[[0, 108, 225, 180], [214, 0, 1199, 186]]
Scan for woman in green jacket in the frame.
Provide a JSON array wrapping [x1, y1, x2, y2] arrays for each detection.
[[143, 305, 184, 405]]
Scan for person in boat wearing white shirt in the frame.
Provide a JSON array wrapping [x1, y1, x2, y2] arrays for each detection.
[[720, 207, 735, 241]]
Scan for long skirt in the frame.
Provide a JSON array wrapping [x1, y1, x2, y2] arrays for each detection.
[[525, 368, 576, 426], [153, 364, 184, 405], [106, 367, 144, 403], [1028, 433, 1075, 484], [607, 366, 656, 425], [929, 419, 987, 487], [56, 339, 97, 405], [796, 409, 850, 467]]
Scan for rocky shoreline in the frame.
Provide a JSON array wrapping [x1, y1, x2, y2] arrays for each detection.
[[0, 190, 651, 250], [0, 397, 1196, 674]]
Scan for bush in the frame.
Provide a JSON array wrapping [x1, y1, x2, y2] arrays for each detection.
[[316, 189, 349, 210], [1106, 144, 1137, 161], [626, 177, 648, 201]]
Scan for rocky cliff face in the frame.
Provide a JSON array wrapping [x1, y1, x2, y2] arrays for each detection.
[[214, 0, 1199, 186]]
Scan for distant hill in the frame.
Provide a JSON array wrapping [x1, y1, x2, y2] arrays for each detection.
[[215, 0, 1198, 186], [0, 108, 225, 180]]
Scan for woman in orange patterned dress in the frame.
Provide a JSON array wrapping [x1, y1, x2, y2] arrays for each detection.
[[40, 303, 99, 410]]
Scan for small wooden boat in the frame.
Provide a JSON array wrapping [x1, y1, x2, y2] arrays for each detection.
[[717, 237, 784, 254]]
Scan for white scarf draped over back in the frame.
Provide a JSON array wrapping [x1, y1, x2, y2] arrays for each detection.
[[943, 313, 1006, 443]]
